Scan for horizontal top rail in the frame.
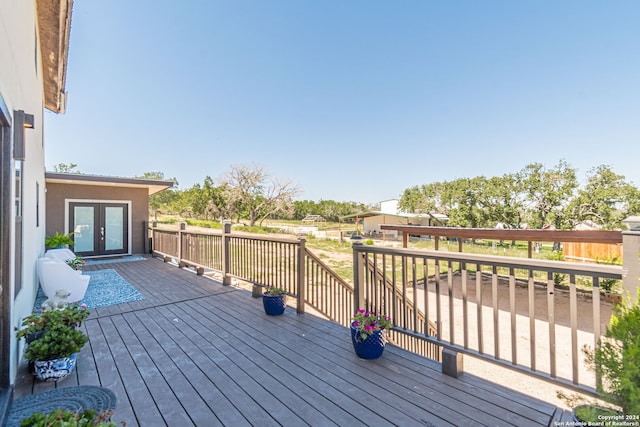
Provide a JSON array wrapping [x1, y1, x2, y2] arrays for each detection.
[[354, 244, 623, 279], [380, 225, 623, 244], [154, 225, 302, 244]]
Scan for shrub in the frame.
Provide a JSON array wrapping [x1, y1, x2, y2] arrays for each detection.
[[24, 325, 88, 361], [17, 304, 90, 340], [583, 292, 640, 415], [20, 409, 118, 427]]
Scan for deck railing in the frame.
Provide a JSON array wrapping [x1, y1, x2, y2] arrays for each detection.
[[152, 223, 631, 391], [151, 224, 355, 328], [353, 243, 623, 392]]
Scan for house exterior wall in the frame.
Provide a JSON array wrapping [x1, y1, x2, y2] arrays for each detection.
[[363, 215, 408, 237], [0, 1, 48, 384], [45, 183, 150, 255], [380, 200, 399, 214]]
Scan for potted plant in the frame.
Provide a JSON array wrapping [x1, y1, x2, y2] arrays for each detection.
[[20, 409, 117, 427], [17, 304, 90, 381], [45, 231, 75, 249], [17, 303, 90, 343], [563, 291, 640, 422], [262, 285, 287, 316], [350, 309, 392, 360], [23, 324, 88, 381], [66, 255, 86, 272]]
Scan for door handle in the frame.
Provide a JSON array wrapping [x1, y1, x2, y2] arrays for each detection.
[[100, 227, 104, 240]]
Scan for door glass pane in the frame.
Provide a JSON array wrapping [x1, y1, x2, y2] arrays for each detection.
[[105, 207, 124, 251], [74, 206, 95, 252]]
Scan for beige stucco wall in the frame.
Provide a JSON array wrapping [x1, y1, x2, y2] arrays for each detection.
[[45, 183, 150, 255], [1, 0, 49, 384], [363, 216, 408, 237]]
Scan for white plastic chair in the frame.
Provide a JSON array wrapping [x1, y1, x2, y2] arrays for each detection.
[[45, 248, 77, 263], [37, 257, 90, 303]]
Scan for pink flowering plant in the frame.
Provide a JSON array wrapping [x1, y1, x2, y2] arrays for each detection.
[[66, 255, 86, 270], [352, 309, 392, 341]]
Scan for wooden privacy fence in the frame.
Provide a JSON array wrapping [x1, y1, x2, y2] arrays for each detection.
[[563, 241, 622, 263], [352, 243, 623, 393]]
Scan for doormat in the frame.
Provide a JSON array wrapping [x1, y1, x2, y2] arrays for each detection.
[[34, 269, 144, 311], [6, 386, 117, 427], [84, 255, 146, 266]]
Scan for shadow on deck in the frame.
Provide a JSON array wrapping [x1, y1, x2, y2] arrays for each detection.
[[14, 257, 571, 426]]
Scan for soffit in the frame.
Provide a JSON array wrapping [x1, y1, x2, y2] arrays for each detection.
[[45, 173, 174, 196], [37, 0, 73, 113]]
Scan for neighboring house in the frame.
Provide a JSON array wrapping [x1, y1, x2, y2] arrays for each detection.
[[340, 199, 448, 237], [0, 0, 72, 415], [45, 173, 173, 257]]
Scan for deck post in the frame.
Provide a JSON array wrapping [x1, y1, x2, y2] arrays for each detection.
[[442, 348, 463, 378], [297, 238, 306, 314], [353, 243, 365, 311], [178, 222, 186, 268], [622, 217, 640, 301], [222, 221, 232, 286]]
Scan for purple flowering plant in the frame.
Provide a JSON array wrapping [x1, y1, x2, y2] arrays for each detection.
[[351, 309, 392, 341]]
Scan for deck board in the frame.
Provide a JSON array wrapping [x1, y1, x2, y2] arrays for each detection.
[[14, 256, 565, 426]]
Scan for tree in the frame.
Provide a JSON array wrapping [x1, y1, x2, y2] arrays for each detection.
[[219, 164, 301, 226], [136, 171, 178, 215], [518, 160, 578, 229], [443, 177, 488, 228], [480, 174, 525, 229], [399, 185, 437, 215], [52, 163, 80, 173], [565, 165, 640, 229]]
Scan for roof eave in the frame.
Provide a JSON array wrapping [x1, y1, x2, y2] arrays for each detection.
[[45, 172, 175, 195], [37, 0, 73, 114]]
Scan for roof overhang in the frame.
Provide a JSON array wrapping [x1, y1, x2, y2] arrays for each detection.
[[45, 172, 174, 195], [340, 211, 409, 221], [37, 0, 73, 114]]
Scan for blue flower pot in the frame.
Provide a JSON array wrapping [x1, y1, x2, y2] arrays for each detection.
[[33, 353, 77, 381], [262, 293, 286, 316], [350, 323, 386, 359]]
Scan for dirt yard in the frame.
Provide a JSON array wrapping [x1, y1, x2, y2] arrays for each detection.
[[408, 274, 614, 409]]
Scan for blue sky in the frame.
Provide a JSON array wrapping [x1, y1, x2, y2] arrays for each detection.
[[45, 1, 640, 204]]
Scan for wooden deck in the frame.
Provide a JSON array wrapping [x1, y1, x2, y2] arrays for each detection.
[[14, 257, 570, 426]]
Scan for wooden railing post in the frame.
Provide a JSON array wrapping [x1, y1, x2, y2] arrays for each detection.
[[353, 243, 365, 312], [150, 222, 156, 254], [222, 221, 232, 286], [178, 221, 186, 268], [622, 217, 640, 300], [297, 238, 306, 314]]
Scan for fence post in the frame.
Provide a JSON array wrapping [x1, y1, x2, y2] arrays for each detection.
[[178, 222, 186, 268], [622, 217, 640, 300], [353, 243, 365, 312], [222, 221, 232, 286], [150, 222, 156, 254], [297, 238, 306, 314]]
